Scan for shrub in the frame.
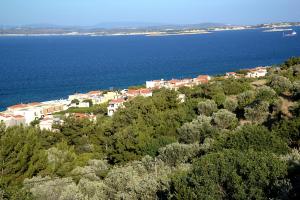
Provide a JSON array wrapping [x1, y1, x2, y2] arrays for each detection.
[[244, 101, 269, 124], [268, 75, 292, 94], [197, 100, 218, 116], [223, 98, 238, 112], [212, 109, 238, 130], [237, 90, 256, 108]]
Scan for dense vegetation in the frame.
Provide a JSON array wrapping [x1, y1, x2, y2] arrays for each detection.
[[1, 57, 300, 199]]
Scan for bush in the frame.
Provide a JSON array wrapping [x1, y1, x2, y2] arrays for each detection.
[[237, 90, 256, 108], [178, 115, 217, 144], [268, 75, 292, 94], [216, 124, 289, 154], [197, 100, 218, 116], [223, 98, 238, 112], [244, 101, 269, 124], [256, 86, 277, 104], [212, 109, 238, 130], [170, 149, 290, 200]]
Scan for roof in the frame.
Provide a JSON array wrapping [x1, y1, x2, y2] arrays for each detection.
[[110, 99, 126, 104], [13, 115, 25, 119], [139, 89, 152, 94], [8, 104, 28, 110], [127, 89, 140, 95], [28, 102, 42, 106], [87, 90, 102, 95], [197, 75, 210, 79], [0, 113, 12, 118], [227, 72, 236, 75], [169, 79, 181, 84]]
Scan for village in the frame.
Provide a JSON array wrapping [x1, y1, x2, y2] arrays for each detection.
[[0, 66, 268, 131]]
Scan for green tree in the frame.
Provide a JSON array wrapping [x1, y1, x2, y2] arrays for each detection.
[[268, 75, 293, 94], [237, 90, 256, 108], [170, 149, 290, 200], [223, 98, 238, 112], [216, 124, 289, 154], [256, 86, 277, 104], [244, 101, 269, 124], [212, 109, 238, 130], [282, 57, 300, 69], [197, 100, 217, 116], [0, 126, 47, 187], [178, 115, 217, 144], [157, 143, 199, 167], [71, 99, 80, 105]]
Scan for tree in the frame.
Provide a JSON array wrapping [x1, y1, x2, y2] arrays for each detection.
[[216, 124, 289, 154], [268, 75, 292, 94], [282, 57, 300, 69], [222, 78, 251, 95], [271, 118, 300, 147], [293, 81, 300, 100], [178, 115, 217, 144], [256, 86, 277, 104], [83, 99, 93, 107], [197, 100, 217, 116], [223, 98, 238, 112], [237, 90, 256, 108], [157, 143, 199, 167], [0, 126, 47, 186], [212, 109, 238, 130], [71, 99, 80, 105], [244, 101, 269, 124], [206, 84, 226, 106], [170, 149, 290, 200]]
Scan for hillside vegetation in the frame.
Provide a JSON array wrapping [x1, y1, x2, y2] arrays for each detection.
[[1, 57, 300, 199]]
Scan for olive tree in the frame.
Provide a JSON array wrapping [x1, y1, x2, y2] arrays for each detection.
[[157, 143, 199, 167], [256, 86, 277, 104], [223, 98, 238, 112], [293, 81, 300, 99], [237, 90, 256, 108], [178, 115, 217, 144], [244, 101, 269, 124], [212, 109, 238, 130], [268, 75, 292, 94], [197, 100, 218, 116]]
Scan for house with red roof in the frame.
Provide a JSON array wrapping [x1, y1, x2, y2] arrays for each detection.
[[194, 75, 211, 84], [107, 98, 126, 117], [0, 113, 25, 127], [127, 89, 153, 98]]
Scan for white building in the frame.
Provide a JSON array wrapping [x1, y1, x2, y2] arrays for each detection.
[[13, 107, 43, 125], [226, 72, 237, 78], [246, 67, 268, 78], [146, 79, 165, 89], [69, 101, 90, 108], [39, 116, 62, 131], [0, 113, 25, 127], [107, 99, 126, 117], [127, 89, 153, 98]]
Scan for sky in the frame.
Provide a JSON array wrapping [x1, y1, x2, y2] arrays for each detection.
[[0, 0, 299, 26]]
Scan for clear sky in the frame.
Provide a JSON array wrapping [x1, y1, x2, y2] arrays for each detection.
[[0, 0, 299, 26]]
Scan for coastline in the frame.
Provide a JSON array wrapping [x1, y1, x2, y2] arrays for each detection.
[[1, 23, 299, 37]]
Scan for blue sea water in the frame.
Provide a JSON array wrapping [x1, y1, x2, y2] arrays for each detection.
[[0, 27, 300, 111]]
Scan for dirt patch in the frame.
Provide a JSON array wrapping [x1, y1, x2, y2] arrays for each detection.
[[251, 79, 267, 88]]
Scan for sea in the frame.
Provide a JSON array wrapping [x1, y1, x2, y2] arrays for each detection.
[[0, 27, 300, 111]]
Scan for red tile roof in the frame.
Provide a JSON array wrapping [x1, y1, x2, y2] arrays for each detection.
[[8, 104, 28, 109], [13, 115, 25, 119], [139, 89, 152, 94], [87, 90, 102, 95], [110, 99, 126, 104]]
